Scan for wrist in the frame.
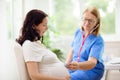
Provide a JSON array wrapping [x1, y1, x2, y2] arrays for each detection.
[[78, 62, 81, 69]]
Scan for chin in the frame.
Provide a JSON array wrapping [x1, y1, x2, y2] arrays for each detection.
[[40, 34, 43, 37]]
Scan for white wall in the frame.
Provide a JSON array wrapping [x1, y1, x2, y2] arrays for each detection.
[[104, 41, 120, 80]]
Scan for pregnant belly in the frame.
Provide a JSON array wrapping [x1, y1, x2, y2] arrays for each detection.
[[39, 62, 69, 77]]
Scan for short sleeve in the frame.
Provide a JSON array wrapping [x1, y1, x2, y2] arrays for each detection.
[[22, 40, 44, 62], [71, 28, 81, 47], [89, 36, 104, 61]]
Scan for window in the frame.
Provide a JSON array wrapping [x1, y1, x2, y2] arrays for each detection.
[[51, 0, 120, 41], [5, 0, 120, 42], [85, 0, 115, 35], [50, 0, 80, 36]]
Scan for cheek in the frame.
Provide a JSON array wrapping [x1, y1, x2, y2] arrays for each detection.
[[36, 27, 42, 34], [81, 22, 85, 26], [45, 27, 48, 30], [82, 21, 88, 27], [38, 27, 43, 31], [91, 24, 96, 28], [43, 26, 48, 30]]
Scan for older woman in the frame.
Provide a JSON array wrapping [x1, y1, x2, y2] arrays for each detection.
[[65, 6, 104, 80]]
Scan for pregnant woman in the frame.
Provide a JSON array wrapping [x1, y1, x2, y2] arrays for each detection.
[[16, 9, 69, 80]]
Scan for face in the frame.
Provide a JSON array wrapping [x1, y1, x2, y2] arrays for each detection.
[[81, 11, 97, 33], [36, 17, 48, 36]]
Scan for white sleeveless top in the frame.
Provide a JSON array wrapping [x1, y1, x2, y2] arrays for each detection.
[[22, 40, 69, 77]]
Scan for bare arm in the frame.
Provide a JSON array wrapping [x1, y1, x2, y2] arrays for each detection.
[[65, 48, 73, 65], [26, 62, 70, 80], [67, 57, 97, 70]]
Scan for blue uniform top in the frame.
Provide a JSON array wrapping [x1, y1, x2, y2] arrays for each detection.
[[69, 29, 104, 80]]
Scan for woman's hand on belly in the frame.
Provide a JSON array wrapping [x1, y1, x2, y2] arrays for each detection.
[[65, 74, 70, 80]]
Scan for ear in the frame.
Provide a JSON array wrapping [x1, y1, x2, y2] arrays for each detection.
[[32, 24, 37, 30]]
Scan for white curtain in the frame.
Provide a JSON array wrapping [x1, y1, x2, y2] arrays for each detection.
[[0, 0, 7, 79]]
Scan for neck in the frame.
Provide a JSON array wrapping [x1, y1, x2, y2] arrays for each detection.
[[83, 31, 89, 37]]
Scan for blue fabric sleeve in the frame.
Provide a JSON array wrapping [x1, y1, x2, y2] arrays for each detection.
[[89, 37, 104, 61]]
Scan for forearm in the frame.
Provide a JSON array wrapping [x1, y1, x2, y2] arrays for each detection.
[[78, 57, 97, 70], [78, 61, 96, 70], [68, 57, 97, 70], [65, 49, 73, 63], [31, 73, 66, 80]]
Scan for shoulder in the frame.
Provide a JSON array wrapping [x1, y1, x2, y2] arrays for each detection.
[[91, 34, 104, 42], [75, 28, 82, 34], [89, 34, 104, 45], [23, 40, 33, 47], [74, 28, 82, 36], [97, 35, 104, 42], [95, 35, 104, 45], [22, 40, 38, 49]]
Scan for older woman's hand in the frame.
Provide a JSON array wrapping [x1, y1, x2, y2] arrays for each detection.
[[67, 61, 80, 70]]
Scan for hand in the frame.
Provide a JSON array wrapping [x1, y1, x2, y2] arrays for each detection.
[[64, 75, 70, 80], [67, 61, 79, 70], [64, 62, 70, 68]]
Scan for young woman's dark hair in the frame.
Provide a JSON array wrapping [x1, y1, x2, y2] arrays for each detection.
[[16, 9, 48, 45]]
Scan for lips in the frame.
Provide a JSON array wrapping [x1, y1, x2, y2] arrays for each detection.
[[40, 31, 45, 36]]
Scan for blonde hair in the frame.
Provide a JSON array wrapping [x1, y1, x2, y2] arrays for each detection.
[[82, 6, 100, 36]]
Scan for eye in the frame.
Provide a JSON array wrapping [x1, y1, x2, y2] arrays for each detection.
[[88, 19, 93, 23], [43, 24, 47, 27], [81, 17, 95, 24]]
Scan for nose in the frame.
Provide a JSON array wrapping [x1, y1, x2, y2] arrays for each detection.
[[46, 25, 48, 30]]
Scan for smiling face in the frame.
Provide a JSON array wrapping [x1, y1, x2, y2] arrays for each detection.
[[36, 17, 48, 36], [81, 11, 97, 33]]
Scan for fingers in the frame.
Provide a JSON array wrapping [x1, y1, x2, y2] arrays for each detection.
[[64, 62, 70, 67], [67, 61, 79, 70], [65, 75, 70, 80], [70, 61, 78, 66]]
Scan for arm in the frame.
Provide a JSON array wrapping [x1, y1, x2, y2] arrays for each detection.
[[26, 62, 70, 80], [68, 37, 104, 70], [67, 57, 97, 70], [65, 48, 73, 66]]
